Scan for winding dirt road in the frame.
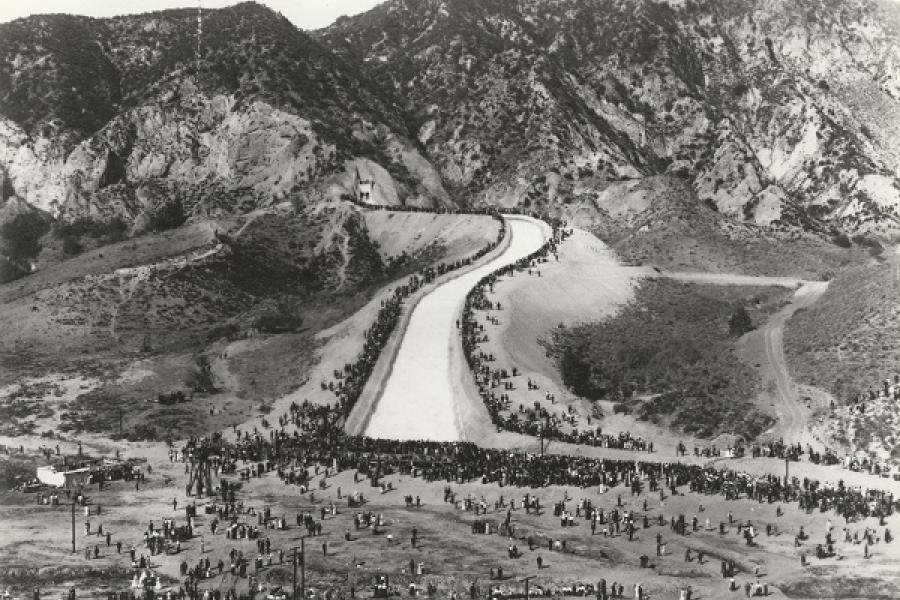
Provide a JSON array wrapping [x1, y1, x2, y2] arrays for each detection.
[[363, 216, 549, 441], [758, 282, 830, 451], [664, 271, 830, 450]]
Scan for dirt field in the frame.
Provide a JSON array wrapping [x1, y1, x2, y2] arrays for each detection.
[[1, 442, 898, 600]]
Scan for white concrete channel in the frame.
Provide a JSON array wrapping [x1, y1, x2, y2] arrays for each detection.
[[363, 216, 550, 441]]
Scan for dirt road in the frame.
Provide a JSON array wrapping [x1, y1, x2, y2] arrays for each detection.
[[657, 272, 831, 451], [756, 282, 830, 451], [363, 216, 549, 441]]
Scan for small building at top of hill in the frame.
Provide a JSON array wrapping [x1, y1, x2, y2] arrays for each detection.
[[355, 166, 375, 203]]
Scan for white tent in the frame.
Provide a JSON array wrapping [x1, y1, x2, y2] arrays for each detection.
[[36, 466, 91, 488]]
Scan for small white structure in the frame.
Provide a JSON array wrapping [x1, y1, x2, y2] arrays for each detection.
[[36, 466, 91, 488], [355, 167, 375, 203]]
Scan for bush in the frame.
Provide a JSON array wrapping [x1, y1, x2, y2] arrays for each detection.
[[147, 197, 187, 232], [831, 232, 852, 248], [53, 217, 128, 245], [207, 322, 240, 342], [1, 212, 49, 261], [126, 423, 158, 441], [0, 256, 28, 283], [254, 306, 303, 333], [728, 304, 754, 336], [61, 234, 83, 256]]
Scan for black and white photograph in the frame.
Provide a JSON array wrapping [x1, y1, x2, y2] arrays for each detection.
[[0, 0, 899, 598]]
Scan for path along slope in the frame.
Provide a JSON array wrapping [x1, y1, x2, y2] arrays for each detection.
[[364, 216, 549, 441]]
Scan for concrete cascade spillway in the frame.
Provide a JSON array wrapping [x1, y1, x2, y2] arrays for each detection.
[[364, 216, 550, 442]]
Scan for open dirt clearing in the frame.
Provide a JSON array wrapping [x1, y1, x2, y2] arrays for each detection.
[[363, 217, 549, 441], [2, 445, 897, 600]]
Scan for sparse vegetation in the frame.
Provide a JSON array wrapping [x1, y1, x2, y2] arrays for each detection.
[[549, 279, 780, 438], [785, 257, 900, 403]]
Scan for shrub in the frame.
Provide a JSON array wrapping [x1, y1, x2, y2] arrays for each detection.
[[147, 197, 187, 231], [550, 280, 779, 438], [61, 234, 83, 256], [831, 232, 852, 248], [1, 212, 49, 260], [728, 304, 754, 336], [0, 256, 28, 283], [254, 307, 303, 333]]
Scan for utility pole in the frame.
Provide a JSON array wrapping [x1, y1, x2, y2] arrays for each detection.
[[301, 536, 306, 600], [785, 456, 789, 486], [291, 538, 307, 600], [539, 424, 544, 458], [196, 0, 203, 75], [71, 500, 76, 554], [521, 575, 535, 600]]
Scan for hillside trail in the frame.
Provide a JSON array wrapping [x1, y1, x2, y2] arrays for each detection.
[[108, 211, 266, 338], [754, 282, 831, 453]]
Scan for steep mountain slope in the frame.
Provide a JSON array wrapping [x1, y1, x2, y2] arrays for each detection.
[[320, 0, 900, 232], [0, 2, 452, 229]]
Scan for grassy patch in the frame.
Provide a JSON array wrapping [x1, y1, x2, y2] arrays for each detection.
[[548, 279, 785, 438]]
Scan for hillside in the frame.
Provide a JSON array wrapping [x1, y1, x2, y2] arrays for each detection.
[[320, 0, 900, 233], [547, 277, 786, 438], [567, 175, 875, 276], [0, 200, 503, 440], [785, 252, 900, 402]]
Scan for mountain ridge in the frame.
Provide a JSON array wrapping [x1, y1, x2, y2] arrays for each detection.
[[319, 0, 900, 232], [0, 0, 898, 269]]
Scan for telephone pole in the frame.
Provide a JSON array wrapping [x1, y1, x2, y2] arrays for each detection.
[[785, 456, 790, 486], [71, 500, 76, 554], [301, 536, 306, 599], [521, 575, 536, 600], [291, 537, 307, 600]]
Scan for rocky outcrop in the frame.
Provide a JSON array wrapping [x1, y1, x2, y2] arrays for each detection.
[[0, 81, 456, 225]]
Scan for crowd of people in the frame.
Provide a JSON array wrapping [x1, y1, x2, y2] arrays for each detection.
[[181, 406, 899, 525], [174, 417, 899, 600], [461, 221, 617, 447]]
